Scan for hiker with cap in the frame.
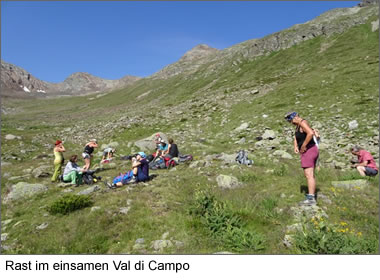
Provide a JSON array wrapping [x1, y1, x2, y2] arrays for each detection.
[[350, 146, 378, 177], [82, 139, 98, 171], [51, 140, 66, 182], [101, 147, 116, 163], [285, 111, 319, 206], [106, 152, 149, 188]]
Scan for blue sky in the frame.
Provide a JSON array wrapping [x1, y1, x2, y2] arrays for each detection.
[[1, 1, 359, 82]]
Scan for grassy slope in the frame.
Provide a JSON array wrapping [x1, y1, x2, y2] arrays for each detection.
[[1, 16, 378, 254]]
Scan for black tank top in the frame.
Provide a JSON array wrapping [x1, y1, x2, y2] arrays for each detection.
[[295, 122, 315, 149], [169, 144, 179, 157], [84, 145, 94, 155]]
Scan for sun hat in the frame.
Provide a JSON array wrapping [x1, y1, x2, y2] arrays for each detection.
[[284, 111, 297, 122], [137, 152, 146, 158]]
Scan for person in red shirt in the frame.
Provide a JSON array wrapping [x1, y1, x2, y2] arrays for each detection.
[[351, 146, 378, 177]]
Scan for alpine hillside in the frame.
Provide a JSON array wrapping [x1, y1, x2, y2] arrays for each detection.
[[1, 1, 379, 254]]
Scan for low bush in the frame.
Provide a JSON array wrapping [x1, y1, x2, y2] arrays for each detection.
[[293, 217, 377, 254], [190, 190, 265, 252], [48, 194, 93, 215]]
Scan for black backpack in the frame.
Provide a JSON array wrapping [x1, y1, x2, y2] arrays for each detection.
[[82, 170, 101, 185]]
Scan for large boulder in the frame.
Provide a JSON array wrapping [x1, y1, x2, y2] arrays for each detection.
[[216, 175, 241, 189], [3, 182, 48, 203], [32, 165, 51, 178], [262, 129, 276, 140], [134, 132, 168, 152]]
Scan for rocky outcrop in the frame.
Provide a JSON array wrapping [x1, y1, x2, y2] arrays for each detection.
[[3, 182, 49, 203], [1, 60, 141, 97], [151, 44, 219, 79]]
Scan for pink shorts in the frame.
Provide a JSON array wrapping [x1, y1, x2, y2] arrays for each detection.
[[300, 144, 319, 168]]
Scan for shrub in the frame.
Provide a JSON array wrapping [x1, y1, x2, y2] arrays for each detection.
[[293, 217, 377, 254], [48, 194, 93, 215], [190, 190, 265, 252], [258, 197, 279, 220]]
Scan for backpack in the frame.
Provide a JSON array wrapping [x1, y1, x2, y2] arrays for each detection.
[[235, 150, 253, 165], [178, 154, 193, 163], [149, 158, 166, 170], [164, 156, 177, 169], [82, 170, 101, 185]]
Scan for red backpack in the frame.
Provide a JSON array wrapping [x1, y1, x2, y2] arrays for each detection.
[[164, 156, 177, 168]]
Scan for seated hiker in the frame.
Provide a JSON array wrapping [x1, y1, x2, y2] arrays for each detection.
[[101, 147, 116, 163], [106, 152, 149, 188], [350, 146, 378, 177], [63, 155, 85, 185], [154, 139, 168, 160], [162, 138, 179, 159]]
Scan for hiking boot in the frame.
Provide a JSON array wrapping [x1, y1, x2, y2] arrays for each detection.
[[129, 176, 137, 184], [298, 198, 317, 206], [104, 181, 116, 189]]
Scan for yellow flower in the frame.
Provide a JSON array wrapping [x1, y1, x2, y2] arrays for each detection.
[[340, 222, 348, 227], [357, 232, 362, 237]]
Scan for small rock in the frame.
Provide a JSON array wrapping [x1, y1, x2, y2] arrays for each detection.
[[235, 122, 249, 132], [133, 243, 146, 251], [119, 207, 130, 214], [174, 240, 184, 248], [283, 235, 294, 248], [5, 134, 18, 140], [162, 232, 170, 239], [36, 223, 49, 230], [77, 185, 100, 195], [91, 206, 101, 212], [216, 174, 241, 189], [1, 219, 13, 227], [57, 182, 73, 188], [273, 150, 293, 159], [1, 233, 8, 242], [135, 238, 145, 244], [348, 120, 358, 130], [151, 240, 173, 251]]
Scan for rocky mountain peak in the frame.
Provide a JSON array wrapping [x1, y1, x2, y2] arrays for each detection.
[[180, 44, 219, 62]]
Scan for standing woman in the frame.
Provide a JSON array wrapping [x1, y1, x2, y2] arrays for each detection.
[[51, 140, 66, 182], [285, 112, 319, 206], [82, 139, 98, 171]]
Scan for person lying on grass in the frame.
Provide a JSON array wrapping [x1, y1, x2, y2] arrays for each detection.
[[106, 152, 149, 189]]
